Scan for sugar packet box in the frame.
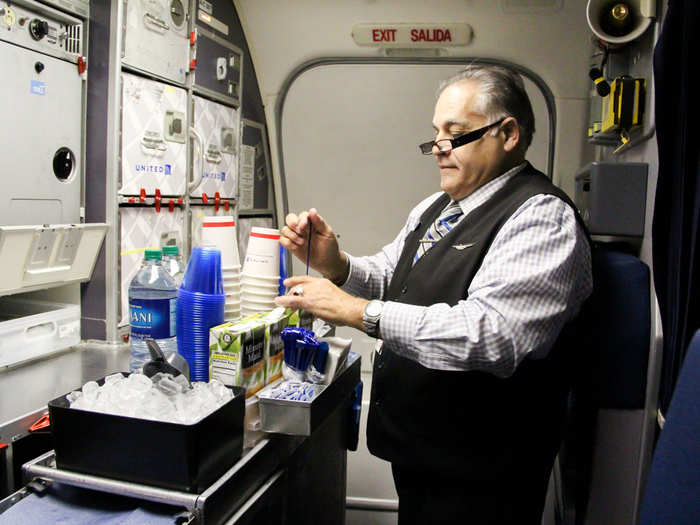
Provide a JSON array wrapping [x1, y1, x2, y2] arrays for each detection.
[[209, 317, 267, 398]]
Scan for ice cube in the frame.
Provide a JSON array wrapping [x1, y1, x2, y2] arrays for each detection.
[[173, 374, 190, 390], [155, 376, 181, 396], [126, 373, 152, 394], [66, 390, 83, 404], [105, 373, 125, 385]]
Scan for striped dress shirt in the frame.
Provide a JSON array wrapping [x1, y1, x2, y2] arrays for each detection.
[[341, 163, 593, 378]]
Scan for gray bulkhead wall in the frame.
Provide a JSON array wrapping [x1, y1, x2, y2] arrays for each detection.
[[80, 0, 111, 340], [81, 1, 271, 342]]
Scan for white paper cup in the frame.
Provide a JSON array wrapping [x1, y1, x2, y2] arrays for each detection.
[[241, 306, 274, 317], [242, 228, 280, 277], [243, 297, 276, 308], [223, 282, 242, 292], [241, 278, 279, 290], [241, 277, 279, 287], [202, 216, 241, 267], [242, 289, 278, 301], [241, 272, 280, 283]]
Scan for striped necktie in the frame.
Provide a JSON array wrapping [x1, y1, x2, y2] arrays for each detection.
[[413, 201, 463, 263]]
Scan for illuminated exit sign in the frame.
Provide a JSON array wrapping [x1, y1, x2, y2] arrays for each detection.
[[352, 23, 472, 47]]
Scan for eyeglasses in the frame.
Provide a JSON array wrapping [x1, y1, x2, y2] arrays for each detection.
[[418, 118, 506, 155]]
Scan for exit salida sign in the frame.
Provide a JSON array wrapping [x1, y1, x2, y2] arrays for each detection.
[[352, 23, 472, 47]]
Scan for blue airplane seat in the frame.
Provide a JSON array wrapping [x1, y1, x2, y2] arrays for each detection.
[[639, 329, 700, 525], [559, 246, 651, 524]]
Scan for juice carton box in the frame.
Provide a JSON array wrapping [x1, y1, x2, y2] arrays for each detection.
[[209, 317, 267, 398]]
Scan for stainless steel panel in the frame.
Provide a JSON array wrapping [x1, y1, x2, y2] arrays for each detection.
[[0, 343, 129, 439], [0, 42, 81, 226], [258, 353, 361, 436], [0, 0, 84, 61], [122, 0, 190, 85], [35, 0, 89, 18]]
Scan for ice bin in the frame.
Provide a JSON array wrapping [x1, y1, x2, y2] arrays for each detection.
[[48, 377, 245, 493]]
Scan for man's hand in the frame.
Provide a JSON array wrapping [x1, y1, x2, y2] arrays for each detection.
[[274, 275, 367, 330], [280, 208, 348, 283]]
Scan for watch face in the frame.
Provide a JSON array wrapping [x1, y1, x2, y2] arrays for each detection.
[[366, 301, 383, 317]]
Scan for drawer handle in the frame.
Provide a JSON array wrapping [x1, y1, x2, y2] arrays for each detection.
[[25, 321, 57, 339]]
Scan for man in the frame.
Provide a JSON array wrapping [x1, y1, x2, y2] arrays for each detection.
[[275, 65, 592, 524]]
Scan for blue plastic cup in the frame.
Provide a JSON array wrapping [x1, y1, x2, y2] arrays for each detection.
[[181, 246, 224, 295], [176, 283, 224, 382]]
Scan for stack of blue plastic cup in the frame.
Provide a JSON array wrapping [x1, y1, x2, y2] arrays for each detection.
[[176, 246, 225, 381]]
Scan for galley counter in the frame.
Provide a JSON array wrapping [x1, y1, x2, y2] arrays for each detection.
[[0, 342, 361, 524]]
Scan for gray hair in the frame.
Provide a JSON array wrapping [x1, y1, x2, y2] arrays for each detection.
[[437, 65, 535, 150]]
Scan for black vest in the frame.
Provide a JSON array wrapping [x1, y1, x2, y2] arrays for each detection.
[[367, 164, 587, 482]]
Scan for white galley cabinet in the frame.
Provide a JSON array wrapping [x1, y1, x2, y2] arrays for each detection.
[[122, 0, 190, 85], [120, 73, 188, 197], [119, 205, 185, 327], [190, 95, 240, 199]]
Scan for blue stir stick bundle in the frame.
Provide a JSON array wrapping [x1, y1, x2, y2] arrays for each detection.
[[281, 327, 318, 381]]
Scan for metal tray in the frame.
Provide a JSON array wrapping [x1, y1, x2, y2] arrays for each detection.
[[258, 352, 360, 436]]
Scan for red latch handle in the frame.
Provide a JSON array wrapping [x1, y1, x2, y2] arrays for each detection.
[[29, 413, 50, 432], [214, 192, 221, 212], [77, 56, 87, 75], [128, 196, 135, 203], [169, 199, 175, 213], [139, 188, 146, 203], [0, 442, 7, 451], [190, 31, 196, 46], [202, 193, 209, 204], [190, 59, 197, 71], [224, 200, 230, 211], [155, 188, 162, 213]]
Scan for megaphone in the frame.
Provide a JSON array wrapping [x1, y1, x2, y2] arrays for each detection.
[[586, 0, 656, 46]]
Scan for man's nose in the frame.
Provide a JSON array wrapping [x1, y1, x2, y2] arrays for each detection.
[[433, 144, 449, 157]]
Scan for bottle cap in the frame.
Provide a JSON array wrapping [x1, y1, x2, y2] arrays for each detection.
[[144, 249, 162, 260], [162, 245, 179, 256]]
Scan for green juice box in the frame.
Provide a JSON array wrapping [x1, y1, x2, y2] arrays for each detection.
[[259, 308, 292, 384], [209, 317, 267, 398]]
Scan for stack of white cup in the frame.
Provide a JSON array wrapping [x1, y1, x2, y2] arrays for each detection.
[[241, 227, 280, 317], [201, 216, 241, 321]]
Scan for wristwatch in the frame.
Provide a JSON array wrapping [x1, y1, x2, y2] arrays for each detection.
[[362, 300, 384, 338]]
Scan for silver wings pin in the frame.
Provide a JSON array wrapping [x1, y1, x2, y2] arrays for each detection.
[[452, 242, 476, 250]]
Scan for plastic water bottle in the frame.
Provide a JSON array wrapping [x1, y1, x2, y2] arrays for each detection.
[[162, 245, 184, 286], [128, 249, 178, 372]]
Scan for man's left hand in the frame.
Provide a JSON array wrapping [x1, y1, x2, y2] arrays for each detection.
[[274, 276, 367, 330]]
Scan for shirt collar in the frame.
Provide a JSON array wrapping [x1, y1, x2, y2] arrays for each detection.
[[454, 162, 528, 218]]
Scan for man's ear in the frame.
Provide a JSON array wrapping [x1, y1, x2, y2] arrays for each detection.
[[500, 117, 520, 152]]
